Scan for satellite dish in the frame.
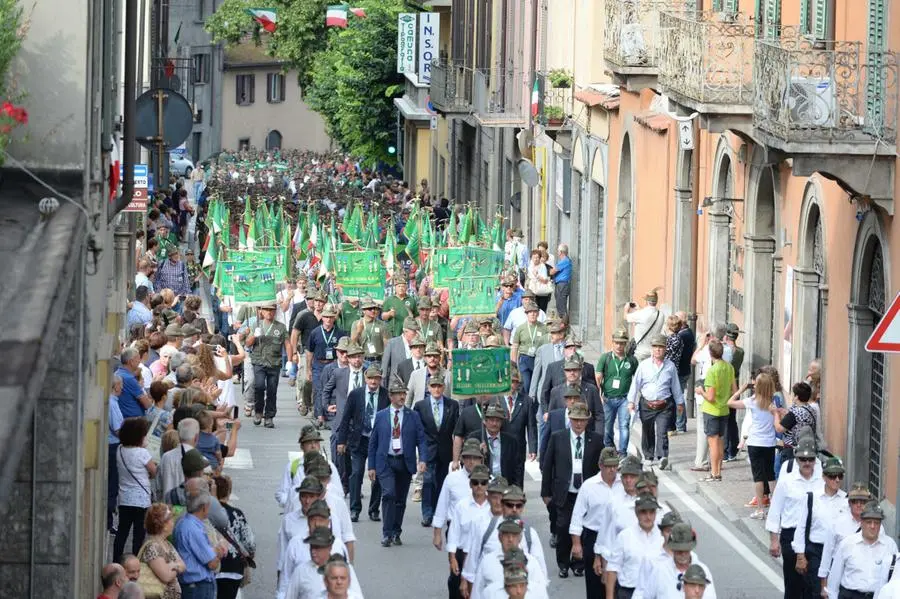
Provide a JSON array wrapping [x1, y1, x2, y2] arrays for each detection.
[[517, 159, 540, 187], [509, 191, 522, 211], [134, 87, 194, 151], [516, 129, 534, 156]]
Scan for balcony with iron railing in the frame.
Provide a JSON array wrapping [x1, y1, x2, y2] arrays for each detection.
[[604, 0, 693, 83], [658, 10, 756, 114], [473, 67, 528, 127], [429, 59, 475, 114], [536, 71, 575, 130], [753, 34, 899, 150]]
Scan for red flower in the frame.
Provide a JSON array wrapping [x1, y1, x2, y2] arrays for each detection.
[[11, 106, 27, 124]]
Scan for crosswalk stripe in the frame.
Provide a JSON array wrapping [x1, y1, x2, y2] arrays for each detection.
[[525, 460, 542, 482], [224, 448, 254, 470]]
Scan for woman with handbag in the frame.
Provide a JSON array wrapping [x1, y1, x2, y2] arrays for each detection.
[[114, 417, 158, 563], [525, 250, 553, 313], [138, 503, 186, 599], [214, 475, 256, 599]]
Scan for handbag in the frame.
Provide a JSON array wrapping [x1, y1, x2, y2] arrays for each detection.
[[526, 265, 553, 296], [135, 542, 166, 599], [625, 309, 659, 357]]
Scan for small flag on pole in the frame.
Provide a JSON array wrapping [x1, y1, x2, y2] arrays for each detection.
[[350, 7, 366, 17], [246, 8, 277, 33], [326, 4, 348, 27], [530, 78, 540, 118]]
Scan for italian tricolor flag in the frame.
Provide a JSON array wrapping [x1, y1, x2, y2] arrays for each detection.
[[531, 78, 540, 118], [326, 4, 366, 28], [246, 8, 277, 33]]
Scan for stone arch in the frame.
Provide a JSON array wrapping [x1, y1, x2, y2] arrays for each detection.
[[847, 210, 891, 497], [586, 145, 608, 340], [742, 145, 780, 375], [672, 144, 695, 312], [568, 134, 586, 325], [793, 178, 828, 387], [707, 136, 736, 327], [614, 129, 635, 326], [265, 129, 283, 150]]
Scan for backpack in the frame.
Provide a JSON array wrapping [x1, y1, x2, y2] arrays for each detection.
[[480, 515, 533, 554]]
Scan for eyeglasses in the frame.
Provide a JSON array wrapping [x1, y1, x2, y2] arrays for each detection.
[[797, 457, 816, 463], [504, 502, 525, 509], [470, 480, 489, 486], [676, 573, 684, 592], [825, 473, 844, 480]]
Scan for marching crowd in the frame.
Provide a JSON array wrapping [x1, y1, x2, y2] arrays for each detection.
[[102, 148, 900, 599]]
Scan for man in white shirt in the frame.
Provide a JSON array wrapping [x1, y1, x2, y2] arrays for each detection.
[[826, 501, 898, 599], [157, 418, 198, 498], [791, 457, 847, 588], [275, 428, 342, 514], [606, 493, 664, 598], [277, 477, 345, 579], [815, 483, 885, 583], [472, 521, 548, 599], [284, 527, 363, 599], [433, 439, 485, 549], [503, 290, 548, 343], [623, 288, 666, 362], [633, 522, 717, 599], [279, 500, 349, 599]]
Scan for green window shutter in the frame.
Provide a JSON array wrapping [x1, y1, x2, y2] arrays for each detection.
[[800, 0, 810, 34], [813, 0, 828, 39], [868, 0, 885, 49], [712, 0, 723, 10], [764, 0, 781, 38], [866, 0, 886, 134], [725, 0, 738, 13]]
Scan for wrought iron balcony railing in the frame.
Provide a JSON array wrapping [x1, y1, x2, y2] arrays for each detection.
[[535, 72, 574, 128], [658, 11, 756, 108], [753, 34, 900, 145], [604, 0, 693, 72], [429, 60, 475, 113], [473, 67, 527, 125]]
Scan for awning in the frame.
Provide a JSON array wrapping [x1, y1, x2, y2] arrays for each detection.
[[394, 95, 432, 121], [575, 88, 620, 110]]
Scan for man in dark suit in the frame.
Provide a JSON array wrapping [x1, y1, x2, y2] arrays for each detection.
[[540, 401, 603, 578], [335, 365, 390, 522], [412, 369, 459, 526], [547, 357, 604, 433], [368, 375, 428, 547], [451, 394, 508, 465], [539, 335, 595, 410], [502, 368, 537, 464], [466, 403, 524, 488], [538, 384, 580, 549], [395, 333, 426, 387], [324, 341, 367, 493]]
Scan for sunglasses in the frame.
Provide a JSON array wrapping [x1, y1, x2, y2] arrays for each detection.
[[470, 480, 489, 486], [676, 573, 684, 592], [825, 473, 844, 480], [504, 502, 525, 509], [797, 457, 816, 463]]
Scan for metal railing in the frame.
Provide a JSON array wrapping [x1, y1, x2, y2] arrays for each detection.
[[753, 34, 900, 144], [473, 67, 526, 120], [429, 60, 474, 113], [658, 11, 756, 106], [536, 72, 574, 127], [604, 0, 693, 70]]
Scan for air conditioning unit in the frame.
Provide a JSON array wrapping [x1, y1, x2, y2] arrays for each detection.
[[786, 76, 836, 127], [620, 23, 648, 65]]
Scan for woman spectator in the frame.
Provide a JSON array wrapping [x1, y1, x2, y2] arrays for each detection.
[[213, 475, 256, 599], [132, 339, 154, 390], [804, 358, 827, 451], [114, 417, 157, 563], [664, 314, 684, 365], [772, 381, 815, 463], [728, 371, 778, 519], [525, 249, 553, 313], [210, 333, 245, 414], [150, 345, 178, 379], [138, 503, 186, 599], [147, 332, 167, 365], [145, 237, 160, 265], [146, 380, 174, 459]]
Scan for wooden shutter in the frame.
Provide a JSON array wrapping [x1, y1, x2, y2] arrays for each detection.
[[235, 76, 242, 104], [866, 0, 886, 133], [812, 0, 828, 39], [764, 0, 781, 38], [800, 0, 810, 34], [249, 75, 255, 104], [280, 73, 286, 101], [266, 73, 273, 102]]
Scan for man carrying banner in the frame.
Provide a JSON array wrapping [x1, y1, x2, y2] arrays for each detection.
[[246, 301, 290, 428]]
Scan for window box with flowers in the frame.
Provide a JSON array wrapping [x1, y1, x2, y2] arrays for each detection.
[[547, 69, 573, 89], [543, 105, 565, 125]]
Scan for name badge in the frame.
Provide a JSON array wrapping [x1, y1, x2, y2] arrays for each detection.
[[573, 458, 583, 474], [612, 378, 621, 390], [374, 327, 380, 334], [391, 438, 402, 452], [367, 342, 377, 355], [254, 328, 262, 337], [427, 330, 434, 337], [325, 349, 334, 360]]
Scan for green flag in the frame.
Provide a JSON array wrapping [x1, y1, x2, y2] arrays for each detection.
[[242, 197, 253, 226], [281, 223, 293, 281], [344, 201, 363, 242], [384, 224, 397, 277], [490, 211, 504, 252]]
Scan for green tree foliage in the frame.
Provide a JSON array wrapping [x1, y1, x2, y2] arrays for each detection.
[[0, 0, 24, 96]]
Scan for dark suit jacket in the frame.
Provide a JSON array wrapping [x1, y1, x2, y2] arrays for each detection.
[[368, 406, 427, 475], [324, 366, 366, 426], [547, 382, 604, 433], [540, 428, 603, 507], [503, 391, 537, 456], [413, 395, 459, 463], [452, 403, 509, 441], [381, 336, 409, 385], [396, 357, 423, 387], [538, 408, 568, 465], [335, 385, 390, 452], [466, 430, 523, 489], [539, 360, 597, 412]]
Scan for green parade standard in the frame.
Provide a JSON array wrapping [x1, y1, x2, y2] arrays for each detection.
[[451, 347, 511, 398], [448, 276, 498, 317]]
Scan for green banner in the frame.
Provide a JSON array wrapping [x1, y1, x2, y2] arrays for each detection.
[[231, 266, 277, 305], [449, 276, 497, 317], [433, 247, 504, 288], [335, 250, 385, 286], [451, 347, 511, 398], [226, 249, 283, 268], [218, 262, 274, 296], [340, 284, 386, 301]]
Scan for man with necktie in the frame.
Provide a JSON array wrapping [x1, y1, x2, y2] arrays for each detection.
[[396, 333, 427, 387], [467, 403, 524, 489], [504, 368, 537, 466], [530, 321, 567, 451], [368, 376, 428, 547], [335, 365, 390, 522], [413, 369, 459, 526], [324, 342, 366, 493], [407, 343, 451, 407]]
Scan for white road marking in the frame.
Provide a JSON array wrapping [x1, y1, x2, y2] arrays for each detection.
[[525, 459, 542, 482], [224, 448, 255, 470]]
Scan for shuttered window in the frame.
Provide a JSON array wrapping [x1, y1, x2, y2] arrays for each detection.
[[763, 0, 781, 38], [866, 0, 886, 134], [812, 0, 829, 39]]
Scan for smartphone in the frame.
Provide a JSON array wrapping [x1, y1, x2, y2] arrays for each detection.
[[747, 383, 755, 393], [231, 406, 239, 419]]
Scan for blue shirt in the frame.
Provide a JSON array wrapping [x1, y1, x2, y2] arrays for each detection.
[[430, 395, 445, 426], [115, 367, 146, 418], [496, 288, 524, 325], [553, 256, 572, 283], [127, 302, 153, 328], [108, 395, 123, 444], [306, 325, 347, 363], [174, 513, 217, 584]]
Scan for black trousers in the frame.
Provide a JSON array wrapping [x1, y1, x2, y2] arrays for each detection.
[[582, 528, 605, 599], [555, 492, 583, 570], [780, 527, 804, 599], [801, 541, 825, 599], [113, 505, 147, 563], [107, 443, 119, 530], [724, 407, 740, 458], [216, 578, 241, 599], [640, 405, 672, 460], [614, 583, 635, 599], [839, 587, 876, 599], [253, 364, 279, 417], [447, 547, 465, 599], [547, 501, 557, 535]]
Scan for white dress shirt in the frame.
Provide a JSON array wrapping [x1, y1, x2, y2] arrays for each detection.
[[275, 457, 343, 513], [277, 538, 348, 599], [464, 518, 547, 584], [568, 430, 585, 493], [284, 555, 363, 599], [447, 496, 490, 553], [389, 406, 405, 455], [471, 548, 548, 599], [878, 573, 900, 599], [818, 510, 887, 578], [569, 474, 622, 539], [766, 471, 824, 534], [826, 532, 898, 596], [486, 434, 502, 477], [433, 467, 472, 529], [349, 367, 364, 392], [606, 524, 664, 589], [277, 509, 348, 573], [503, 305, 547, 332], [791, 486, 846, 555], [633, 557, 717, 599]]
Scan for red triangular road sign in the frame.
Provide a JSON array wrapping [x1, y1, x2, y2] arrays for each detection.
[[866, 291, 900, 352]]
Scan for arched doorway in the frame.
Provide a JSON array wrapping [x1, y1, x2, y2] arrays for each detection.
[[743, 153, 777, 374], [614, 132, 634, 326], [847, 212, 889, 497], [794, 182, 828, 387], [266, 129, 283, 150], [708, 140, 735, 327], [588, 146, 607, 340], [570, 136, 585, 325]]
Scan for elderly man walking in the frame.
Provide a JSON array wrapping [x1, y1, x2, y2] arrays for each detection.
[[549, 244, 572, 319], [174, 491, 226, 599]]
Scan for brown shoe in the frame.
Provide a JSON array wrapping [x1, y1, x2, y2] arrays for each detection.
[[690, 465, 710, 472]]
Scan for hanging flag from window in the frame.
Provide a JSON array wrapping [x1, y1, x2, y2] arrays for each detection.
[[246, 8, 277, 33], [530, 78, 540, 118], [326, 4, 348, 27]]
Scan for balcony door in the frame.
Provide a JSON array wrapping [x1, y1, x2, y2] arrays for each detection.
[[866, 0, 887, 135]]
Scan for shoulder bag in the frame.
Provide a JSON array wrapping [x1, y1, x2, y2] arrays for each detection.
[[135, 542, 166, 599], [625, 309, 659, 357]]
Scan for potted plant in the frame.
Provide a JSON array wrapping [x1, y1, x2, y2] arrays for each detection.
[[547, 68, 572, 89], [543, 105, 565, 125]]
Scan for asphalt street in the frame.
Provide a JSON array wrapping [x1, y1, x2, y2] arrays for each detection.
[[224, 375, 785, 599]]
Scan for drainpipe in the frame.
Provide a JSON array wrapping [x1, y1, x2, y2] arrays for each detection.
[[111, 0, 138, 221]]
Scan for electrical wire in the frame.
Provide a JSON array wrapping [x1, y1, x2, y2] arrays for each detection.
[[0, 148, 94, 222]]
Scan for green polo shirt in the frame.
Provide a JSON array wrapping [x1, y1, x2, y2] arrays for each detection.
[[511, 322, 550, 357], [382, 294, 418, 337], [701, 359, 735, 417], [596, 351, 638, 399]]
